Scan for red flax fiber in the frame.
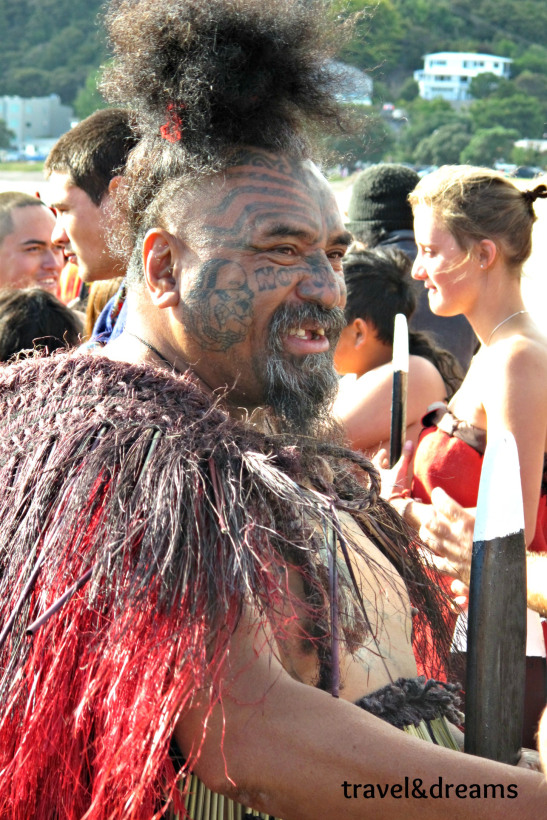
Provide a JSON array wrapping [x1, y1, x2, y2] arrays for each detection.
[[0, 353, 451, 819]]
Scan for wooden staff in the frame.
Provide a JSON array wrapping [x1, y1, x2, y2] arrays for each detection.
[[389, 313, 409, 468], [464, 431, 527, 763]]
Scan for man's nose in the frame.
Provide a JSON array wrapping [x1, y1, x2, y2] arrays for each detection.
[[295, 254, 345, 309], [51, 220, 68, 246]]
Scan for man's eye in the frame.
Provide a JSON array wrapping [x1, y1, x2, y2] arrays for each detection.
[[273, 246, 295, 255]]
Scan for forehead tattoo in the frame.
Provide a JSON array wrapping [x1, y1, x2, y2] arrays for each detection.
[[203, 152, 342, 242], [181, 151, 348, 352]]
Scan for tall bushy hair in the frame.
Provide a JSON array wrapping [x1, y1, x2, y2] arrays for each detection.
[[100, 0, 347, 264]]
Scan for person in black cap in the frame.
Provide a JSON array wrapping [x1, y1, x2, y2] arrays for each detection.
[[346, 163, 477, 371]]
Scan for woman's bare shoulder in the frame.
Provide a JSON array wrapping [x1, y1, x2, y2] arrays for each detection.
[[488, 332, 547, 381]]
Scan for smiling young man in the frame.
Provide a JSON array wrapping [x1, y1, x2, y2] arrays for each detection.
[[0, 2, 545, 819], [0, 191, 63, 293]]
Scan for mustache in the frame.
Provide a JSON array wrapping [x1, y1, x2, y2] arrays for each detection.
[[268, 303, 347, 351]]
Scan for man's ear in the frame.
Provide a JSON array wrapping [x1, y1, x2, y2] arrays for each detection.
[[142, 229, 180, 309], [477, 238, 497, 270], [107, 174, 123, 196], [352, 317, 369, 348]]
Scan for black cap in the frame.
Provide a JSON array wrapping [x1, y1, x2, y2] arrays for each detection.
[[346, 164, 420, 236]]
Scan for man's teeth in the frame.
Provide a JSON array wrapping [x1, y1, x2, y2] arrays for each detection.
[[288, 327, 325, 338]]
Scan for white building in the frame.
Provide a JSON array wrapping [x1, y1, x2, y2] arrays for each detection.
[[414, 52, 512, 102], [0, 94, 73, 151]]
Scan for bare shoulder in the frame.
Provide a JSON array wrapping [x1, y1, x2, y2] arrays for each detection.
[[487, 333, 547, 392], [408, 353, 447, 389], [481, 333, 547, 443]]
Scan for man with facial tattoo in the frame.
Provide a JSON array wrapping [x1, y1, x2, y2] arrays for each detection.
[[0, 2, 544, 819]]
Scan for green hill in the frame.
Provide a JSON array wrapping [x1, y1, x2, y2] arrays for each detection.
[[0, 0, 105, 107], [0, 0, 545, 165], [1, 0, 546, 110]]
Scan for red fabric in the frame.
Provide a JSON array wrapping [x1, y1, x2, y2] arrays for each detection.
[[412, 425, 547, 554], [411, 426, 483, 509]]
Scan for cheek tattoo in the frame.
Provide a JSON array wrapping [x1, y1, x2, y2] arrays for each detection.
[[255, 266, 294, 291], [182, 259, 255, 352]]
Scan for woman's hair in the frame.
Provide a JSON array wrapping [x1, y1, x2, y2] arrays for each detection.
[[83, 276, 124, 340], [409, 165, 547, 273], [343, 246, 463, 398], [100, 0, 346, 272], [0, 288, 82, 361]]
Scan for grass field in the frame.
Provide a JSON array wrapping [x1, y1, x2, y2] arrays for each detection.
[[0, 162, 45, 173]]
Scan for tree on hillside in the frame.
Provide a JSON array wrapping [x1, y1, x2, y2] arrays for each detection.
[[449, 0, 547, 45], [469, 72, 507, 99], [0, 0, 105, 104], [393, 97, 467, 161], [332, 0, 404, 77], [3, 68, 51, 98], [515, 71, 547, 100], [393, 0, 469, 70], [48, 67, 89, 106], [511, 146, 546, 170], [325, 106, 395, 167], [0, 119, 15, 150], [512, 44, 547, 77], [460, 126, 519, 166], [414, 123, 472, 165], [397, 77, 419, 102], [470, 95, 545, 138], [74, 70, 108, 120]]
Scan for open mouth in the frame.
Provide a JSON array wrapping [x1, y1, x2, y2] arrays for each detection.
[[288, 326, 326, 341], [268, 303, 346, 359], [36, 276, 59, 292], [284, 325, 330, 354]]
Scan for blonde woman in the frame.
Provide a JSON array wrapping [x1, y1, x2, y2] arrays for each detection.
[[387, 166, 547, 746]]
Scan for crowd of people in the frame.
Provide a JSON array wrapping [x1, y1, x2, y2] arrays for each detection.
[[0, 0, 546, 818]]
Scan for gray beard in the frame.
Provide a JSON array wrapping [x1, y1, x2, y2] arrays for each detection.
[[260, 304, 346, 436]]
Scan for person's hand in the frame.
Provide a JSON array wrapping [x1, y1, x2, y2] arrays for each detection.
[[417, 487, 475, 585], [373, 440, 414, 500]]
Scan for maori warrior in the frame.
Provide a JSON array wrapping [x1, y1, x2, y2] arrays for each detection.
[[0, 1, 545, 819]]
